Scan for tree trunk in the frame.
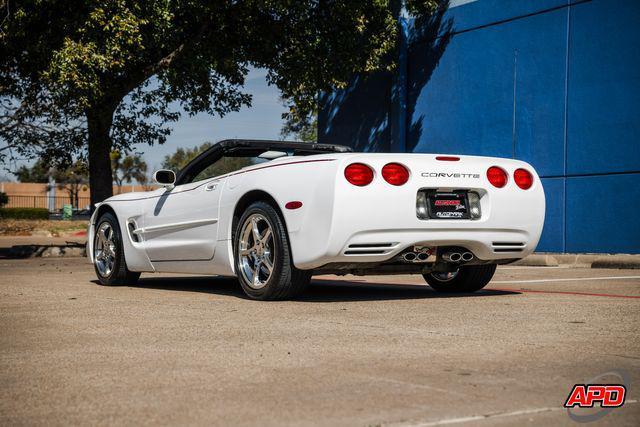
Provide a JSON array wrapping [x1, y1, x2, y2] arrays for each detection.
[[87, 108, 115, 209]]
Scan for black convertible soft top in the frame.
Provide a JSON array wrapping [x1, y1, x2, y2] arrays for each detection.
[[176, 139, 352, 185]]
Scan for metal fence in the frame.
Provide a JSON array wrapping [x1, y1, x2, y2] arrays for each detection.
[[4, 195, 92, 212]]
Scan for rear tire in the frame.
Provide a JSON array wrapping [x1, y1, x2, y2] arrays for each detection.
[[234, 201, 311, 300], [423, 264, 497, 293], [93, 212, 140, 286]]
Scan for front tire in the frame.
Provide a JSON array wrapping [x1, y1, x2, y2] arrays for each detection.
[[234, 201, 311, 300], [93, 212, 140, 286], [423, 264, 497, 293]]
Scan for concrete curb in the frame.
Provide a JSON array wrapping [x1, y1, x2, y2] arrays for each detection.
[[514, 253, 640, 269], [591, 255, 640, 269], [0, 244, 86, 259]]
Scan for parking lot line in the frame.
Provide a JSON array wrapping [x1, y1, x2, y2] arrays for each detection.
[[493, 275, 640, 284], [395, 400, 639, 426], [490, 288, 640, 299], [394, 406, 562, 426]]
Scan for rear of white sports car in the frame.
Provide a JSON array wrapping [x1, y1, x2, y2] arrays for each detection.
[[86, 138, 545, 299], [288, 153, 545, 286]]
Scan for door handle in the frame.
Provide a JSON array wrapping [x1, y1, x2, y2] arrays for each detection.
[[205, 182, 218, 191]]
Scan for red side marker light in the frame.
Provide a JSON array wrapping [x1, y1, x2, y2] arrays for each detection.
[[285, 201, 303, 210], [436, 156, 460, 161], [381, 163, 410, 186], [487, 166, 508, 188], [514, 168, 534, 190], [344, 163, 374, 186]]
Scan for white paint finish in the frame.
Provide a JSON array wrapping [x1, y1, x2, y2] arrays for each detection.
[[288, 152, 545, 269], [142, 179, 222, 264], [89, 152, 546, 276], [87, 202, 154, 273]]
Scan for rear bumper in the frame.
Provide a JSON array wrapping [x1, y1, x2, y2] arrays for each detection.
[[308, 227, 536, 268], [293, 225, 541, 270]]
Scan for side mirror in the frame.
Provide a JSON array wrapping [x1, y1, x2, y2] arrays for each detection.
[[153, 169, 176, 190]]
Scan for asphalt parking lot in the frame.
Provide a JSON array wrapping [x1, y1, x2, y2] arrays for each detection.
[[1, 258, 638, 426]]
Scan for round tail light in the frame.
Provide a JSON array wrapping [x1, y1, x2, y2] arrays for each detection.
[[487, 166, 508, 188], [381, 163, 410, 186], [344, 163, 374, 186], [514, 168, 533, 189]]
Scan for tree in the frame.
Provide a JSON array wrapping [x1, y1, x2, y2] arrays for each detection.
[[111, 151, 148, 193], [51, 161, 89, 208], [280, 98, 317, 143], [278, 1, 440, 144], [15, 159, 51, 183], [1, 1, 441, 208], [162, 142, 254, 179], [14, 158, 89, 207], [161, 142, 213, 172]]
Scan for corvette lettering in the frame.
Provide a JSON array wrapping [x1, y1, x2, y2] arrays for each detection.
[[422, 172, 480, 178]]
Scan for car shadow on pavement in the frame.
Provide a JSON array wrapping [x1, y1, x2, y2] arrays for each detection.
[[122, 276, 520, 302], [303, 279, 520, 302]]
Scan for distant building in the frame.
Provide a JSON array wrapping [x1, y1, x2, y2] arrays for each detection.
[[319, 0, 639, 254]]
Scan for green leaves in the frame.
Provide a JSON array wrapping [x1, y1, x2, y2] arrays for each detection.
[[161, 142, 213, 172], [1, 0, 437, 202], [111, 149, 148, 188]]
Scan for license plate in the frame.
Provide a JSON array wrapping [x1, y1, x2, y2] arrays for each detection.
[[427, 191, 469, 219]]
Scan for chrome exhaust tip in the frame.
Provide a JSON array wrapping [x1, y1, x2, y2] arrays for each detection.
[[403, 252, 417, 262], [416, 252, 429, 262], [461, 252, 474, 262], [442, 252, 462, 263]]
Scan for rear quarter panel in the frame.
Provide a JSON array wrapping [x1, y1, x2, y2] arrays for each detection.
[[217, 157, 341, 271]]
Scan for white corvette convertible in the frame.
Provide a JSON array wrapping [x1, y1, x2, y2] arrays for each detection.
[[88, 139, 545, 300]]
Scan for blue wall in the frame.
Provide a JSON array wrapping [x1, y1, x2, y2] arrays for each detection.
[[319, 0, 640, 254]]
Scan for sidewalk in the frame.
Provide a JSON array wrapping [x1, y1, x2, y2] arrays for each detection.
[[515, 253, 640, 269]]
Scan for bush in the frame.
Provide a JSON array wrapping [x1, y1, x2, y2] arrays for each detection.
[[0, 208, 50, 220], [0, 192, 8, 207]]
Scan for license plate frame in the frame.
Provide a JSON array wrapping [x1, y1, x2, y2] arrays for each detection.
[[426, 190, 470, 220]]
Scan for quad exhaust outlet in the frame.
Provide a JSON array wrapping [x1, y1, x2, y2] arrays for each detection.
[[400, 248, 474, 264], [442, 251, 474, 263], [401, 250, 431, 263]]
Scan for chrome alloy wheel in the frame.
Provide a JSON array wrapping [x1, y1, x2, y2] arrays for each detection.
[[94, 222, 116, 277], [239, 214, 275, 290], [431, 270, 459, 282]]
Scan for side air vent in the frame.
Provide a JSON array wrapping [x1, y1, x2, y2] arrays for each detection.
[[127, 220, 140, 243], [492, 242, 525, 253], [344, 242, 398, 256]]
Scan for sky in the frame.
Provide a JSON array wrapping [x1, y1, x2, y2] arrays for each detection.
[[0, 67, 287, 180], [141, 68, 287, 171]]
